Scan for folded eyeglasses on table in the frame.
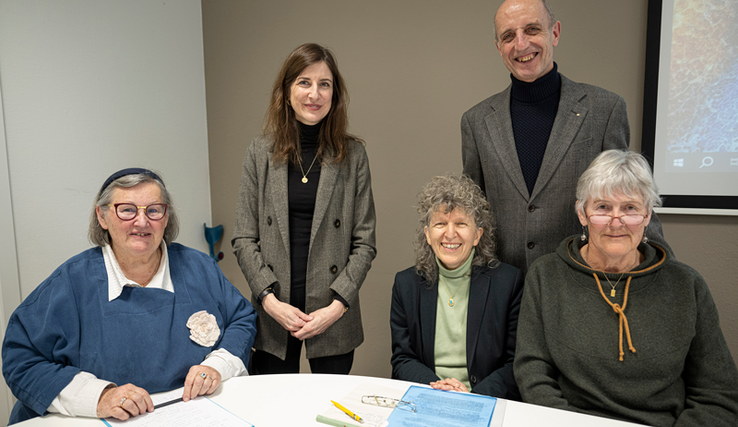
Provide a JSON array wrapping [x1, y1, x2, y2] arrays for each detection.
[[361, 395, 417, 412]]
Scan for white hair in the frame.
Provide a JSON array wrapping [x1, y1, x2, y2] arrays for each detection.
[[575, 150, 662, 216]]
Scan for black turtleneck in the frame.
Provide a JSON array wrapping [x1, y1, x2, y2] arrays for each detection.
[[288, 121, 322, 307], [510, 62, 561, 196]]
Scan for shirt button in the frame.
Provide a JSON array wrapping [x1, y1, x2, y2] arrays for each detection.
[[527, 241, 535, 249], [330, 265, 338, 274], [470, 375, 477, 384], [528, 204, 536, 212], [267, 216, 272, 226], [334, 219, 341, 228]]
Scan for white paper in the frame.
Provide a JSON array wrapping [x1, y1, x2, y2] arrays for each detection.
[[317, 383, 408, 427], [101, 391, 252, 427]]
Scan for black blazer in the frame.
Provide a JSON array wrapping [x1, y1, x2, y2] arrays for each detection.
[[390, 263, 523, 400]]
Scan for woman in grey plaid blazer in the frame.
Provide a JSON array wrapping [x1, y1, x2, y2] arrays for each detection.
[[232, 43, 376, 374]]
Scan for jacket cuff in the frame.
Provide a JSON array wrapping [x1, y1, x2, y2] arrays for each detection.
[[202, 348, 248, 381], [48, 372, 114, 418], [332, 292, 349, 309]]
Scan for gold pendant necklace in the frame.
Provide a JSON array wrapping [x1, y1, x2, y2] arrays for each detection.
[[296, 153, 318, 184], [605, 256, 641, 296], [597, 261, 639, 297], [442, 281, 464, 307], [604, 272, 626, 297], [582, 245, 638, 297]]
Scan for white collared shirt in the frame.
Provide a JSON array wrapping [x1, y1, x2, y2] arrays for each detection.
[[48, 243, 247, 418], [103, 241, 174, 301]]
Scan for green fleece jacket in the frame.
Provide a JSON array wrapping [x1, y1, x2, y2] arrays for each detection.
[[514, 236, 738, 426]]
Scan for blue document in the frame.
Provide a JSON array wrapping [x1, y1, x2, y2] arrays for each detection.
[[385, 385, 496, 427]]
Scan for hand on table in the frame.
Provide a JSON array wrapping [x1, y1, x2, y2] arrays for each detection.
[[183, 365, 222, 402], [291, 300, 345, 341], [431, 378, 469, 393], [97, 383, 154, 420], [262, 293, 313, 332]]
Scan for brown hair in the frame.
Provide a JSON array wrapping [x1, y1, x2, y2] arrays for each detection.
[[264, 43, 362, 165]]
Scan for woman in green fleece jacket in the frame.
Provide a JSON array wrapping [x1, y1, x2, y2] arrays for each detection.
[[514, 150, 738, 426]]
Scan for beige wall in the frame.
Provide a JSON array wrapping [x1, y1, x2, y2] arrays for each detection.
[[202, 0, 738, 378]]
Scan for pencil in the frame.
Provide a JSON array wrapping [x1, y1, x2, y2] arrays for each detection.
[[331, 400, 364, 424]]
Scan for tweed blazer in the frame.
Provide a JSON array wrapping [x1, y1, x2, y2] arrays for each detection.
[[232, 135, 376, 360], [390, 263, 524, 400], [462, 73, 669, 275]]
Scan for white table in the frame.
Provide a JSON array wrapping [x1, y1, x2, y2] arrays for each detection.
[[16, 374, 643, 426]]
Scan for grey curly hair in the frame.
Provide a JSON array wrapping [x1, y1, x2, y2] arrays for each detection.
[[414, 173, 497, 282], [88, 173, 179, 246]]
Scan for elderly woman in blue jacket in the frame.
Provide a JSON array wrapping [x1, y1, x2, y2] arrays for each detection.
[[2, 168, 257, 425], [390, 173, 523, 399]]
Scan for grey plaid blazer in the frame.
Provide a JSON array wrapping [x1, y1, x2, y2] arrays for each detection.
[[232, 136, 376, 360], [462, 74, 669, 274]]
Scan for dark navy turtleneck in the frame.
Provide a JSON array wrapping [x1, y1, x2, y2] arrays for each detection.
[[510, 62, 561, 196]]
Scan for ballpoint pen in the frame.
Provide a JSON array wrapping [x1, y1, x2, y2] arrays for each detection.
[[331, 400, 364, 424], [153, 397, 184, 409]]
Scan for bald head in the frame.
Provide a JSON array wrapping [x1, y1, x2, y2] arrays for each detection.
[[493, 0, 561, 82], [494, 0, 556, 42]]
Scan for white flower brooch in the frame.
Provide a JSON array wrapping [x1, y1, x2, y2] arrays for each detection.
[[186, 310, 221, 347]]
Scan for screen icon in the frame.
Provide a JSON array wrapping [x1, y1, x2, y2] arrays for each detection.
[[673, 158, 684, 167], [731, 158, 738, 167], [699, 156, 714, 169]]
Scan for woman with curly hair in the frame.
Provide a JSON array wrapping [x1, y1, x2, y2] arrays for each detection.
[[390, 173, 523, 399], [232, 43, 376, 375]]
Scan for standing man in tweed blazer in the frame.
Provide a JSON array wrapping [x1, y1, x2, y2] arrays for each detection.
[[462, 0, 668, 274]]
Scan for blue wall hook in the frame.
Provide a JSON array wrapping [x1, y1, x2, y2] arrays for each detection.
[[204, 223, 225, 262]]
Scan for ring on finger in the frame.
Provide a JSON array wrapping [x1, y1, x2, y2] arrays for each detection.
[[200, 372, 207, 379], [119, 397, 127, 406], [206, 376, 214, 381]]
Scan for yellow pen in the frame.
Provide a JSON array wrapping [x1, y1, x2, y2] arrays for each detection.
[[331, 400, 364, 424]]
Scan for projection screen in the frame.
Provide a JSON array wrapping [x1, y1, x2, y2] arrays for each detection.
[[641, 0, 738, 215]]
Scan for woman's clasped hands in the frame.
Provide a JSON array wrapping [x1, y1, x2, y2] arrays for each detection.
[[430, 378, 469, 393], [262, 293, 345, 341]]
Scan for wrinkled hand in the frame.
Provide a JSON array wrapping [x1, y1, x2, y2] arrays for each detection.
[[262, 293, 313, 332], [430, 378, 469, 393], [291, 300, 345, 341], [183, 365, 222, 402], [97, 384, 154, 420]]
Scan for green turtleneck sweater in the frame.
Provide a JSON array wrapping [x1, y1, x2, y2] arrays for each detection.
[[434, 249, 474, 391]]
